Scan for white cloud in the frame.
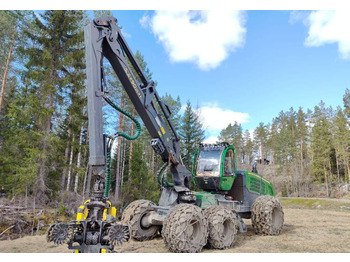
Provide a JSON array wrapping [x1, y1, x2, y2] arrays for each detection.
[[139, 14, 150, 29], [289, 11, 309, 25], [121, 28, 131, 38], [140, 10, 247, 70], [303, 10, 350, 59], [203, 136, 219, 144], [196, 102, 250, 133]]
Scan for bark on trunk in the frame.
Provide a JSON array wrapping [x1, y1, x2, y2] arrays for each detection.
[[66, 136, 75, 191], [115, 97, 125, 203], [36, 92, 54, 204], [128, 108, 136, 179], [0, 30, 15, 114], [74, 126, 84, 193], [346, 153, 350, 183], [335, 153, 340, 185], [61, 127, 71, 191], [300, 136, 304, 179], [323, 163, 329, 197], [121, 139, 126, 186]]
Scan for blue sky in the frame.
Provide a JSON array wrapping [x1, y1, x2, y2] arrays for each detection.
[[91, 10, 349, 143]]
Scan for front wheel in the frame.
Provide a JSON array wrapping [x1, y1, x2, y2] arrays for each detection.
[[162, 204, 208, 253], [251, 195, 284, 235], [204, 205, 238, 249], [121, 199, 160, 241]]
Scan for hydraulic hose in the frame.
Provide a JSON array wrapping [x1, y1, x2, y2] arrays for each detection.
[[156, 162, 174, 187], [104, 150, 111, 197], [103, 95, 141, 140], [102, 94, 142, 197]]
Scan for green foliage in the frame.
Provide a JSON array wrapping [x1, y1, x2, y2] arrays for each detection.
[[218, 121, 244, 162], [121, 141, 160, 205], [58, 199, 68, 216], [179, 101, 206, 170], [0, 11, 87, 203], [242, 129, 254, 164]]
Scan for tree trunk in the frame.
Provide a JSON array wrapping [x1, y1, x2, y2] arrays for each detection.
[[61, 127, 71, 191], [121, 139, 126, 186], [82, 165, 88, 202], [36, 92, 54, 204], [66, 136, 75, 191], [128, 108, 136, 179], [0, 30, 15, 114], [335, 153, 340, 185], [25, 185, 28, 209], [300, 136, 304, 178], [260, 144, 264, 165], [74, 126, 84, 193], [346, 153, 350, 183], [323, 163, 329, 197], [115, 97, 125, 203]]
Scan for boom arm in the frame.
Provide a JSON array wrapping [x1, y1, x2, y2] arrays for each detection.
[[85, 17, 193, 199]]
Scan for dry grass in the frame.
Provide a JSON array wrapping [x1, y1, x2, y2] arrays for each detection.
[[1, 198, 350, 253]]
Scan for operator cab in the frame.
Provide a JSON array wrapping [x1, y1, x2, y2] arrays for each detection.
[[193, 143, 236, 192]]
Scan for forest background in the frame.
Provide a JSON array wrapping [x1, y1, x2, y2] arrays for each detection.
[[1, 10, 350, 219]]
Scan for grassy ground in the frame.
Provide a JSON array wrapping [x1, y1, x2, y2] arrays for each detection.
[[1, 197, 350, 253]]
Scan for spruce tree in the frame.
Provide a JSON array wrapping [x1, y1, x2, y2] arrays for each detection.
[[179, 101, 205, 170], [1, 11, 87, 203]]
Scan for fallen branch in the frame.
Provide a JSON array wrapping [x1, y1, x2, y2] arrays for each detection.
[[0, 225, 15, 237]]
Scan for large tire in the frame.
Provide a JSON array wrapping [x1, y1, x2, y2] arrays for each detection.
[[251, 195, 284, 235], [162, 204, 208, 253], [121, 199, 160, 241], [204, 205, 238, 249]]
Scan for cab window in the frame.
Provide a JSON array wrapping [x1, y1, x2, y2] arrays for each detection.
[[224, 149, 234, 176]]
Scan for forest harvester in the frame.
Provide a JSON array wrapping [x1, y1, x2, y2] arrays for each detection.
[[46, 16, 284, 253]]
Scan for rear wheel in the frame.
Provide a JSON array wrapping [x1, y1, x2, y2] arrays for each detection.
[[251, 195, 284, 235], [204, 205, 238, 249], [121, 199, 160, 241], [162, 204, 208, 253]]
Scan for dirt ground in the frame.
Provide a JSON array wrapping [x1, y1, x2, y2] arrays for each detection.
[[1, 199, 350, 253]]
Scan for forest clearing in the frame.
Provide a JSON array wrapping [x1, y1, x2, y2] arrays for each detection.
[[1, 10, 350, 253], [1, 197, 350, 253]]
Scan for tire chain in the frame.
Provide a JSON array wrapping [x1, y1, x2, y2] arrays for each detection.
[[251, 195, 284, 235], [203, 205, 238, 249], [121, 199, 159, 241], [162, 204, 208, 253]]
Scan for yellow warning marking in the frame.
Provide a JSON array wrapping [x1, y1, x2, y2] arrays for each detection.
[[248, 172, 270, 184]]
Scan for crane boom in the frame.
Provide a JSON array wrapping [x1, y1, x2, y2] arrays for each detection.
[[85, 17, 194, 204]]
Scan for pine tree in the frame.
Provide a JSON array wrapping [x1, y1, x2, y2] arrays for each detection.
[[333, 107, 350, 183], [310, 108, 333, 197], [218, 123, 234, 143], [243, 130, 254, 165], [254, 122, 269, 164]]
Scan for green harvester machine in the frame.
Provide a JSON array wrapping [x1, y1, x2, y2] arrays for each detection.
[[122, 142, 284, 252]]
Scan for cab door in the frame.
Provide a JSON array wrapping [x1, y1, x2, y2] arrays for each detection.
[[219, 146, 236, 191]]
